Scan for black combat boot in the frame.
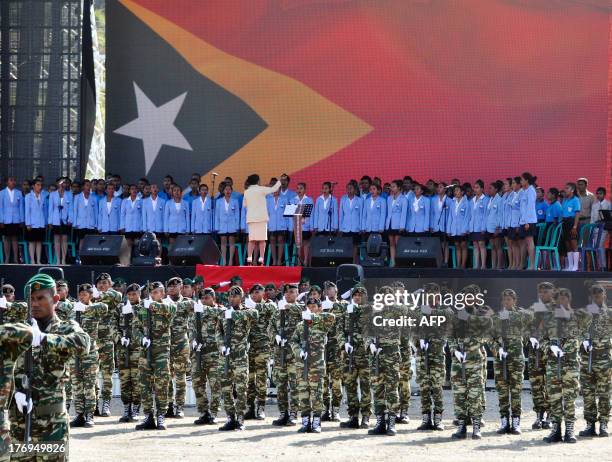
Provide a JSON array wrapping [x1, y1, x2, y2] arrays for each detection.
[[131, 404, 140, 422], [510, 416, 521, 435], [417, 413, 433, 431], [330, 407, 341, 422], [564, 421, 576, 443], [579, 421, 597, 437], [321, 406, 331, 422], [70, 413, 86, 428], [452, 419, 467, 439], [272, 411, 289, 426], [532, 410, 542, 429], [119, 404, 131, 423], [175, 405, 184, 419], [100, 399, 111, 417], [541, 411, 551, 429], [255, 403, 266, 420], [135, 412, 157, 430], [94, 403, 101, 417], [386, 413, 397, 436], [287, 411, 298, 426], [156, 413, 167, 430], [84, 413, 95, 428], [543, 421, 562, 443], [368, 414, 387, 435], [340, 415, 360, 429], [360, 415, 370, 429], [496, 415, 509, 434], [600, 421, 609, 437], [311, 415, 322, 433], [207, 412, 217, 425], [194, 412, 209, 425], [298, 414, 311, 433], [472, 417, 482, 440], [396, 408, 409, 424], [218, 415, 236, 431], [244, 402, 256, 420], [235, 415, 245, 431], [165, 403, 175, 418], [432, 413, 444, 431]]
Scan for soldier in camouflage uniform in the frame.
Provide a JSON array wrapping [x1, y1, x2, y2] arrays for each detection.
[[10, 274, 90, 462], [165, 277, 191, 419], [543, 288, 592, 444], [414, 283, 452, 431], [264, 283, 278, 303], [54, 280, 73, 413], [93, 273, 122, 417], [579, 284, 612, 438], [0, 322, 32, 462], [190, 287, 222, 425], [69, 284, 108, 429], [528, 281, 555, 430], [448, 286, 493, 440], [321, 282, 345, 422], [117, 283, 142, 423], [133, 282, 176, 431], [217, 285, 259, 431], [291, 297, 335, 433], [491, 289, 533, 435], [270, 284, 303, 426], [245, 284, 276, 420], [214, 276, 242, 308], [340, 285, 372, 429]]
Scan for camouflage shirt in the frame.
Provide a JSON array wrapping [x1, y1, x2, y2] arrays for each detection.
[[543, 306, 592, 360], [490, 308, 533, 359], [4, 302, 29, 323], [96, 288, 123, 342], [248, 301, 276, 349], [0, 323, 32, 412], [291, 312, 336, 368], [170, 296, 192, 345], [133, 301, 176, 351], [55, 299, 74, 322], [73, 302, 108, 356], [216, 305, 259, 359], [323, 300, 346, 346], [448, 309, 493, 360], [271, 302, 305, 341], [365, 303, 411, 347], [189, 304, 223, 353], [342, 303, 370, 350]]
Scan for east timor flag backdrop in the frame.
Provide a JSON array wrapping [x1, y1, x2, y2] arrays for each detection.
[[106, 0, 611, 191]]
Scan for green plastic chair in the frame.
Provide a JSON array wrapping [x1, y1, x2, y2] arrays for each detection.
[[266, 242, 290, 266], [535, 222, 548, 246], [534, 222, 562, 270]]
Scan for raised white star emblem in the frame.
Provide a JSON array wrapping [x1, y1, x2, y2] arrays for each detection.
[[114, 82, 193, 174]]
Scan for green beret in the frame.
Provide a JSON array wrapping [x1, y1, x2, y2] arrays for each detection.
[[265, 283, 276, 290], [249, 284, 264, 293], [537, 281, 555, 290], [55, 280, 68, 289], [228, 285, 244, 297], [300, 277, 310, 284], [95, 273, 112, 284], [78, 283, 94, 294], [183, 278, 194, 286], [352, 285, 367, 295], [323, 281, 337, 289], [306, 297, 321, 306], [590, 284, 605, 294], [126, 283, 141, 293], [230, 275, 243, 284], [193, 276, 204, 284], [113, 277, 126, 286], [167, 277, 183, 286], [201, 287, 215, 298], [25, 273, 56, 298], [309, 285, 322, 293]]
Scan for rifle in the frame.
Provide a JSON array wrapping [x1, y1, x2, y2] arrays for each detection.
[[587, 311, 598, 374], [302, 320, 310, 380], [0, 277, 5, 324], [373, 337, 380, 376], [533, 311, 546, 369], [347, 310, 355, 373], [145, 281, 153, 369], [555, 316, 564, 381], [74, 285, 82, 375], [423, 338, 430, 374], [279, 309, 286, 367], [224, 310, 233, 376], [195, 311, 203, 372], [500, 314, 509, 382], [457, 310, 467, 383], [123, 294, 131, 369], [23, 285, 33, 443]]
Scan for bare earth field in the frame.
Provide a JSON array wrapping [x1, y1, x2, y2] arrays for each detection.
[[70, 391, 611, 462]]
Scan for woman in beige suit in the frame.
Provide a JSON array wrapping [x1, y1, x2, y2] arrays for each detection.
[[242, 174, 281, 265]]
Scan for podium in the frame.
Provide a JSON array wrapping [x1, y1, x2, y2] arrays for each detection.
[[284, 203, 313, 266]]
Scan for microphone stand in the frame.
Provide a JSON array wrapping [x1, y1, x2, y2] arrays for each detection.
[[210, 173, 217, 237], [438, 189, 452, 268]]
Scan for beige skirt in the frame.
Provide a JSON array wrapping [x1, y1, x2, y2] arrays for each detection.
[[248, 221, 268, 241]]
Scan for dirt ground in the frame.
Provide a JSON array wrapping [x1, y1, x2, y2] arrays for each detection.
[[70, 391, 611, 462]]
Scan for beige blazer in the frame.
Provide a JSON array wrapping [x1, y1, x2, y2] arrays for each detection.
[[242, 180, 281, 223]]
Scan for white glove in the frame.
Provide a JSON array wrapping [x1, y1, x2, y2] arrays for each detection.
[[73, 301, 87, 312], [340, 289, 352, 300], [225, 308, 234, 320], [120, 337, 130, 347], [31, 319, 46, 348], [222, 346, 231, 356], [275, 334, 282, 345], [344, 342, 354, 354], [529, 337, 539, 349], [582, 340, 592, 352], [302, 310, 312, 321], [322, 297, 333, 310], [245, 296, 256, 309], [278, 298, 287, 310], [297, 291, 308, 301], [300, 350, 308, 360], [454, 350, 465, 363], [219, 281, 231, 287], [419, 339, 429, 351], [0, 295, 7, 308], [192, 339, 199, 350], [550, 345, 564, 357], [498, 347, 508, 360], [144, 298, 152, 309], [346, 303, 355, 314], [369, 343, 382, 355], [14, 392, 32, 414], [121, 301, 133, 314], [91, 287, 101, 298], [141, 337, 151, 349], [194, 301, 204, 313], [531, 302, 547, 312], [421, 304, 432, 315], [281, 338, 288, 347]]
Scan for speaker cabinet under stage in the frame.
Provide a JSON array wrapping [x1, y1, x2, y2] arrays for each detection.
[[336, 264, 364, 295], [79, 235, 130, 265], [310, 235, 354, 267], [395, 236, 442, 268], [168, 235, 221, 266]]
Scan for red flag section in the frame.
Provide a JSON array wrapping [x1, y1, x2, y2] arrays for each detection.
[[196, 265, 303, 291]]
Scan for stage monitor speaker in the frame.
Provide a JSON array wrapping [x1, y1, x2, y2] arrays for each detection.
[[79, 235, 130, 265], [310, 235, 354, 267], [395, 236, 442, 268], [168, 235, 220, 265], [336, 264, 364, 295]]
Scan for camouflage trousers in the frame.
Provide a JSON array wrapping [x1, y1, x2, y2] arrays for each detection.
[[139, 349, 170, 415], [1, 418, 9, 462], [416, 348, 446, 414], [71, 351, 99, 414], [167, 339, 190, 407], [295, 352, 326, 416], [64, 359, 73, 404], [117, 345, 141, 405], [398, 343, 412, 411], [370, 345, 401, 415], [322, 343, 343, 408], [219, 355, 249, 418], [580, 350, 611, 423], [480, 346, 487, 410], [451, 357, 485, 419], [247, 344, 270, 405], [545, 356, 579, 423], [494, 356, 524, 417], [527, 348, 548, 413], [9, 410, 69, 462], [272, 347, 299, 413], [96, 329, 115, 401], [191, 350, 221, 415], [343, 349, 372, 417]]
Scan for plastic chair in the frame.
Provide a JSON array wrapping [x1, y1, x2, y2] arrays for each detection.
[[580, 223, 604, 271], [447, 245, 457, 268], [535, 222, 548, 246], [266, 242, 291, 266], [42, 228, 54, 264], [0, 239, 4, 264], [534, 222, 562, 270]]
